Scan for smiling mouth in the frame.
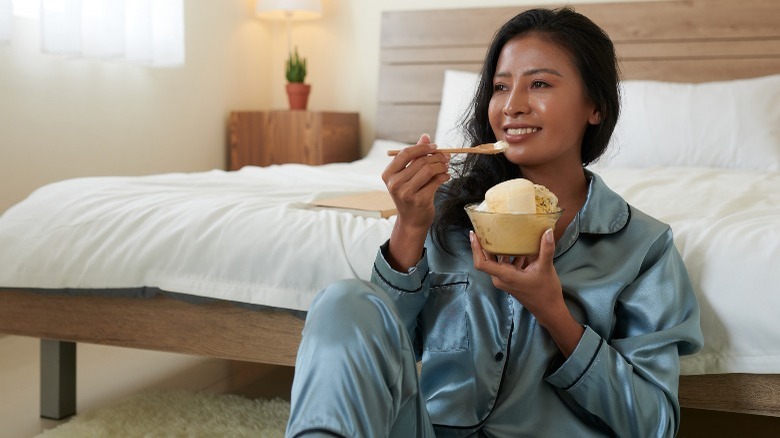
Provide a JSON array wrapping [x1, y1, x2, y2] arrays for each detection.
[[506, 127, 539, 135]]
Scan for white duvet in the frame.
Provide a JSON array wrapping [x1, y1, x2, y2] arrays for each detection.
[[0, 153, 396, 312], [598, 167, 780, 375], [1, 143, 779, 375]]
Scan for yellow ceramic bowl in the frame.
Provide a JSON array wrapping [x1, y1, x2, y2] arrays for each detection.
[[465, 203, 563, 256]]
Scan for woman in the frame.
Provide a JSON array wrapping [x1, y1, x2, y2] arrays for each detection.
[[286, 7, 702, 438]]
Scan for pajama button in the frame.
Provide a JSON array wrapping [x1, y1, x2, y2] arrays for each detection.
[[495, 352, 504, 361]]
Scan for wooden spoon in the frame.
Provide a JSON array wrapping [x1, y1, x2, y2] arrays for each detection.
[[387, 141, 508, 156]]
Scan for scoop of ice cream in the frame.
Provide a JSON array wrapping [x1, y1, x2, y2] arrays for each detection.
[[476, 178, 558, 214], [533, 184, 559, 213], [479, 178, 535, 214]]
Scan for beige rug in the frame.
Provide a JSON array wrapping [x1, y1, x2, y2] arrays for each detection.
[[36, 390, 290, 437]]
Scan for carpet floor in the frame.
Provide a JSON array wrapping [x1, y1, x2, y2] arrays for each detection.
[[36, 390, 291, 437]]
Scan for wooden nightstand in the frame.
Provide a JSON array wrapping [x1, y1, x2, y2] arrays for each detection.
[[228, 110, 360, 170]]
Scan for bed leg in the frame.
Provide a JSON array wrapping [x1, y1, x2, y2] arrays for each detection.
[[40, 339, 77, 420]]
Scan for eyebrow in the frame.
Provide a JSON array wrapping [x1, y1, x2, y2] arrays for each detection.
[[495, 68, 563, 78]]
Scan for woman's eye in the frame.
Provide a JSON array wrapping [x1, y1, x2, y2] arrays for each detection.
[[493, 83, 508, 92], [531, 80, 549, 88]]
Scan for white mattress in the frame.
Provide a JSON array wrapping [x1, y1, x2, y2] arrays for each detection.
[[1, 141, 778, 375]]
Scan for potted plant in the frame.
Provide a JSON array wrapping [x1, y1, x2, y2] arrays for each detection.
[[285, 47, 310, 110]]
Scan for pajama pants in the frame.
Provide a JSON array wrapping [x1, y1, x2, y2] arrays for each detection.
[[285, 279, 436, 438]]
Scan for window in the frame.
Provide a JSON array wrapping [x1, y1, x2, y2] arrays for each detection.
[[1, 0, 185, 67]]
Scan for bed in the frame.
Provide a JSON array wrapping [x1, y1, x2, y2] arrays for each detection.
[[2, 0, 780, 421]]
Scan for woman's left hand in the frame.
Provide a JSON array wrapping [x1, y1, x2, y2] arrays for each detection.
[[470, 229, 562, 318], [470, 228, 584, 356]]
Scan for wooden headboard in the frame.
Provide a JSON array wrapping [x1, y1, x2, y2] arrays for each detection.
[[375, 0, 780, 144]]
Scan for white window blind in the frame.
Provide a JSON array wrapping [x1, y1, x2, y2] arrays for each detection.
[[3, 0, 185, 67], [0, 0, 11, 43]]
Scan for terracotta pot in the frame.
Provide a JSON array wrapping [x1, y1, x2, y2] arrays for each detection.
[[286, 83, 311, 110]]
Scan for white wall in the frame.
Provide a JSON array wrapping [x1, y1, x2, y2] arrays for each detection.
[[0, 0, 640, 213], [0, 0, 270, 212]]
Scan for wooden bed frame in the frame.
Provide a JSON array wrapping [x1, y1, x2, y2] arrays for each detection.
[[2, 0, 779, 420]]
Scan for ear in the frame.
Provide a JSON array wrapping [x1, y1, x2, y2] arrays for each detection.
[[588, 108, 601, 125]]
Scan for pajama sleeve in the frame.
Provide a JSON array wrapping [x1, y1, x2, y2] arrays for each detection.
[[545, 229, 703, 438], [371, 240, 431, 349]]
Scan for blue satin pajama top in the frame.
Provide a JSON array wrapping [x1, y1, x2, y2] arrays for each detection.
[[370, 171, 703, 437]]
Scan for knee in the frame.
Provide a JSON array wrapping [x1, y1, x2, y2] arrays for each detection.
[[309, 279, 388, 316], [304, 279, 395, 335]]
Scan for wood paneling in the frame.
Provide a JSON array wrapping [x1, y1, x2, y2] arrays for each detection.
[[380, 1, 780, 48], [620, 58, 780, 83], [376, 104, 439, 145], [378, 64, 481, 104]]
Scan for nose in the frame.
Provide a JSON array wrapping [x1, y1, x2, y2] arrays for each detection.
[[503, 87, 531, 117]]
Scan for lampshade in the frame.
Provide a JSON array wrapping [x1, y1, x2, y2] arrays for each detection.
[[256, 0, 322, 21]]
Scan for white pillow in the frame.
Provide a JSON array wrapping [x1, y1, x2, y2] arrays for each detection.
[[601, 74, 780, 171], [435, 69, 480, 148], [364, 138, 408, 160]]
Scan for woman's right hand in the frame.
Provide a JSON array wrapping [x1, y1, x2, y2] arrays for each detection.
[[382, 134, 450, 271]]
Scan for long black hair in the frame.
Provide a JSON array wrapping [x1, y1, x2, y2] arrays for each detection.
[[431, 7, 621, 254]]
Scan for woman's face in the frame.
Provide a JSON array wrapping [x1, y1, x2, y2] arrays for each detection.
[[488, 34, 600, 169]]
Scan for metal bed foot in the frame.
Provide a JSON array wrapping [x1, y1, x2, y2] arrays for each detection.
[[40, 339, 76, 420]]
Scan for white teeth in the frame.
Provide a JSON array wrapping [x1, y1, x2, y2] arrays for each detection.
[[507, 127, 538, 135]]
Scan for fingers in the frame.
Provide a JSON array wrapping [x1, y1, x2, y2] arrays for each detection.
[[538, 229, 556, 265], [383, 135, 450, 202], [471, 228, 556, 277], [470, 231, 500, 272], [473, 228, 561, 312], [470, 231, 486, 267], [384, 157, 449, 204], [512, 255, 528, 269], [385, 134, 438, 170]]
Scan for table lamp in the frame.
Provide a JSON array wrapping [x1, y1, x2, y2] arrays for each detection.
[[256, 0, 322, 55]]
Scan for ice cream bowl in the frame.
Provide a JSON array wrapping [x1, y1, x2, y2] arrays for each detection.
[[465, 203, 564, 256]]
